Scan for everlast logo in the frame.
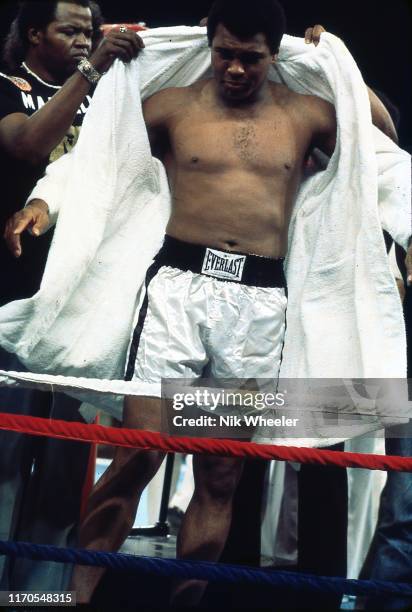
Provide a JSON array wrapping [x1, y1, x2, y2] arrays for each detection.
[[202, 248, 246, 282]]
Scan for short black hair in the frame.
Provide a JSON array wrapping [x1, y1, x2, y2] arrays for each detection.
[[207, 0, 286, 54], [2, 0, 102, 72]]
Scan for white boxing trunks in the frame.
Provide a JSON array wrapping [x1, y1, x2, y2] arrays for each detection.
[[125, 235, 287, 391]]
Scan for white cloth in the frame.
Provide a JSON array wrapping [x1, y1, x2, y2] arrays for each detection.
[[0, 27, 410, 442], [261, 461, 299, 567], [345, 435, 386, 579]]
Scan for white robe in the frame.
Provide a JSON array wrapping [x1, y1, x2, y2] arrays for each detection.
[[0, 27, 410, 443]]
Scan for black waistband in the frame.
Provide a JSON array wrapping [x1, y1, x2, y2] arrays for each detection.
[[154, 235, 286, 288]]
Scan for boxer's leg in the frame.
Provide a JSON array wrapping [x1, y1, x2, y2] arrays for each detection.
[[72, 248, 209, 603], [71, 396, 165, 603], [171, 453, 245, 605]]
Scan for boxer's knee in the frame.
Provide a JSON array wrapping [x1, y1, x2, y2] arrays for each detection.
[[193, 455, 244, 504], [93, 446, 164, 504]]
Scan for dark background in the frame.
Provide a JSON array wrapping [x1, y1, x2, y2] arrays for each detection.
[[0, 0, 410, 150]]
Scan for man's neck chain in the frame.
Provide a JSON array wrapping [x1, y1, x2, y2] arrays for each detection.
[[21, 62, 61, 90]]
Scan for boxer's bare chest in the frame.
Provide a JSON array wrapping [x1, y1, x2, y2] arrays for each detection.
[[167, 95, 313, 180]]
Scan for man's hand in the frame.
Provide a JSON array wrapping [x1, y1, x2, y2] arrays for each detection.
[[305, 25, 326, 46], [4, 199, 50, 258], [89, 26, 145, 74], [406, 241, 412, 286]]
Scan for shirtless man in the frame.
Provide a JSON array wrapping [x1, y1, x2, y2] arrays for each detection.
[[4, 0, 407, 605]]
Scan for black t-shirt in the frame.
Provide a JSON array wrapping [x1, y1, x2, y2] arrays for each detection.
[[0, 67, 92, 306]]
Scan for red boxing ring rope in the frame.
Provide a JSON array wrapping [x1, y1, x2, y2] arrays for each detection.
[[0, 412, 411, 471]]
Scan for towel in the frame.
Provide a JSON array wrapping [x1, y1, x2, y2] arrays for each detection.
[[0, 27, 410, 443]]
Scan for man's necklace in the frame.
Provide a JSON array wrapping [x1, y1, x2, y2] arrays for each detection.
[[21, 62, 61, 90]]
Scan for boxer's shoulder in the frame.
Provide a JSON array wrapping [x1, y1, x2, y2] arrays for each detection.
[[269, 83, 335, 131], [145, 84, 193, 108], [143, 84, 201, 126], [143, 85, 194, 130]]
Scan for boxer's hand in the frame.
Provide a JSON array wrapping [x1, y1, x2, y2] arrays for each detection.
[[89, 26, 144, 74], [4, 199, 50, 258], [304, 25, 326, 46], [406, 241, 412, 286]]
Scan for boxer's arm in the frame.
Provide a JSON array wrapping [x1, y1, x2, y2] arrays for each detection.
[[306, 95, 337, 158], [367, 88, 398, 144], [143, 87, 188, 153]]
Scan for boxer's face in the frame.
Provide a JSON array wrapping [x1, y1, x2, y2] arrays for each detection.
[[29, 2, 93, 80], [211, 24, 275, 104]]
